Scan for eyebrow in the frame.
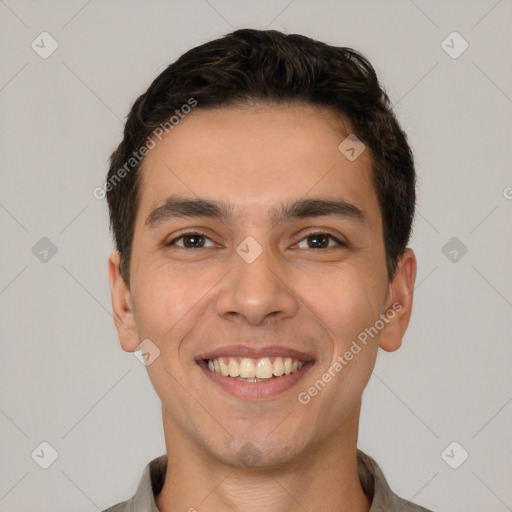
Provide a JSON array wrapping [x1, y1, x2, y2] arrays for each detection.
[[144, 195, 367, 229]]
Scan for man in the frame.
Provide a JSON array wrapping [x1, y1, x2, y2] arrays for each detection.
[[103, 28, 432, 511]]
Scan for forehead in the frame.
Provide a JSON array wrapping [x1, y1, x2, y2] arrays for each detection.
[[136, 104, 380, 228]]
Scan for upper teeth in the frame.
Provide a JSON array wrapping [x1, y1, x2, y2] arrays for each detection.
[[207, 357, 304, 379]]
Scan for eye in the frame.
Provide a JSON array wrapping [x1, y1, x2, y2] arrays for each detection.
[[295, 232, 346, 249], [165, 232, 216, 248], [164, 231, 345, 250]]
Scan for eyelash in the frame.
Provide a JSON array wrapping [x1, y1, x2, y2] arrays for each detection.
[[164, 231, 347, 249]]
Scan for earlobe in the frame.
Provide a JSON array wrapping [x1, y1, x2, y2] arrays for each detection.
[[108, 251, 139, 352], [378, 249, 417, 352]]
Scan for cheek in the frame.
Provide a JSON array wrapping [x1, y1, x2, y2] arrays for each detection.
[[294, 266, 382, 426], [131, 261, 218, 343], [295, 263, 384, 348]]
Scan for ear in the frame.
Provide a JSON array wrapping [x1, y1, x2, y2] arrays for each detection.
[[108, 250, 139, 352], [379, 248, 417, 352]]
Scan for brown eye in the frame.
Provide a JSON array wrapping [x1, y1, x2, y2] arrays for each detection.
[[166, 232, 215, 248], [182, 234, 205, 247], [296, 233, 345, 249], [307, 233, 329, 248]]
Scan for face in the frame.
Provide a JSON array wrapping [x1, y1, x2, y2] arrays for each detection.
[[109, 103, 416, 468]]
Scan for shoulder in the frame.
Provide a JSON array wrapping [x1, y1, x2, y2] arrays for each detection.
[[100, 454, 166, 512], [357, 450, 435, 512], [392, 495, 435, 512], [101, 498, 133, 512]]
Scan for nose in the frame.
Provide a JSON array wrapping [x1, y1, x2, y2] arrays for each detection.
[[215, 241, 299, 326]]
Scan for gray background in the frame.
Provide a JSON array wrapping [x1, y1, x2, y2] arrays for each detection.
[[1, 0, 511, 510]]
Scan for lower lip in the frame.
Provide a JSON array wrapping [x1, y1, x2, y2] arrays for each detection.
[[197, 360, 314, 400]]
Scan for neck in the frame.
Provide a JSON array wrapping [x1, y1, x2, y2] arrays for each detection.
[[155, 403, 371, 512]]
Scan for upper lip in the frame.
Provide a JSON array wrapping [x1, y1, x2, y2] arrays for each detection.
[[195, 344, 315, 362]]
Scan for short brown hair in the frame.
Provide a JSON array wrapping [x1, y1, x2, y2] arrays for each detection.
[[106, 28, 415, 284]]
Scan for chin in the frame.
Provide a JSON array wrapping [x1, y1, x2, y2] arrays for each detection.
[[208, 437, 303, 470]]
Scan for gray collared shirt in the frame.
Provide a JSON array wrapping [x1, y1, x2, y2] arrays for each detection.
[[102, 449, 433, 512]]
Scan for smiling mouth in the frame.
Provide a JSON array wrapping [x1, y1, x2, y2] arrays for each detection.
[[202, 356, 306, 382]]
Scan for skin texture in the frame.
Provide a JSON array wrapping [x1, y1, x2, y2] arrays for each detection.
[[109, 103, 417, 512]]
